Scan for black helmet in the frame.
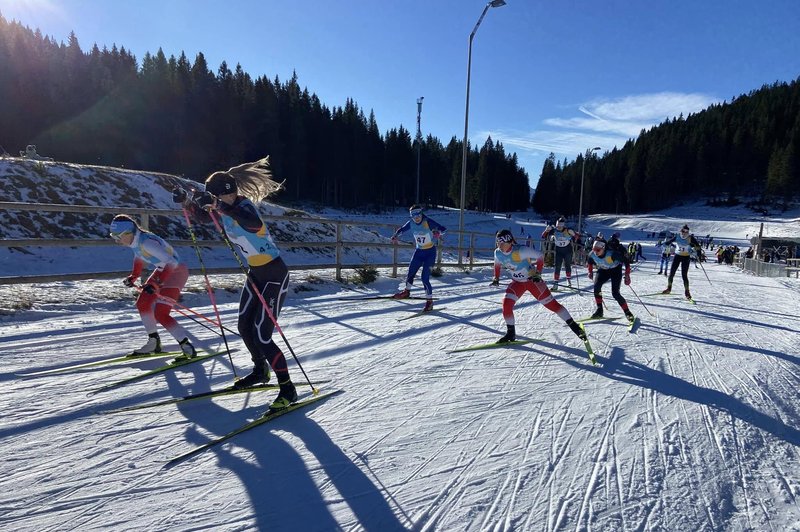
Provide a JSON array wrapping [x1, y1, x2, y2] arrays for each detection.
[[496, 229, 515, 244], [205, 172, 237, 196]]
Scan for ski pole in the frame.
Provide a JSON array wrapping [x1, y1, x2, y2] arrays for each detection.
[[152, 290, 240, 337], [697, 259, 712, 285], [182, 207, 238, 378], [627, 284, 655, 317], [208, 210, 318, 395]]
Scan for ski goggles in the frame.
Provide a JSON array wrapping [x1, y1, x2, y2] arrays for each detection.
[[410, 210, 423, 218], [109, 220, 136, 240], [592, 241, 606, 252]]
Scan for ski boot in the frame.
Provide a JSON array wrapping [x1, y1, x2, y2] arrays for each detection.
[[624, 309, 635, 323], [661, 285, 672, 294], [392, 288, 410, 299], [269, 379, 298, 411], [657, 269, 663, 275], [173, 338, 197, 362], [685, 289, 692, 300], [130, 332, 161, 357], [589, 307, 603, 319], [234, 363, 271, 390], [551, 282, 559, 292], [496, 324, 516, 344], [567, 278, 572, 288], [423, 299, 434, 312], [566, 318, 587, 341]]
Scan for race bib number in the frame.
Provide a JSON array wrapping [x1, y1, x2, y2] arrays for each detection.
[[414, 232, 431, 246]]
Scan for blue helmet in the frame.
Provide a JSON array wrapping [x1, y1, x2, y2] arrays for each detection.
[[109, 216, 137, 239]]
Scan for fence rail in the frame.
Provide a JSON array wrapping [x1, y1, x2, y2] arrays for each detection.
[[0, 201, 502, 285]]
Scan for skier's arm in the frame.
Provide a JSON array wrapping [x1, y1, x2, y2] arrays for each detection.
[[427, 218, 447, 235], [392, 221, 412, 239], [540, 226, 552, 239], [217, 200, 262, 233]]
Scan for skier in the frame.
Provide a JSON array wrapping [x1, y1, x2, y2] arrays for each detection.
[[391, 205, 446, 312], [109, 214, 196, 359], [661, 224, 703, 299], [586, 236, 635, 323], [178, 157, 297, 411], [657, 240, 675, 275], [540, 217, 577, 291], [490, 229, 586, 344]]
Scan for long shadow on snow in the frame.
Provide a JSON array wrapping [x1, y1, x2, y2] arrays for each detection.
[[0, 351, 237, 439], [602, 347, 800, 446], [538, 345, 800, 447], [630, 297, 800, 334], [168, 375, 408, 531], [644, 323, 800, 366]]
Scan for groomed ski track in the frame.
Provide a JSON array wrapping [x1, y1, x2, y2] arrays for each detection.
[[1, 259, 800, 531]]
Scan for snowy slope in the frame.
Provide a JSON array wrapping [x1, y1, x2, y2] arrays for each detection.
[[2, 159, 800, 530], [2, 234, 800, 531]]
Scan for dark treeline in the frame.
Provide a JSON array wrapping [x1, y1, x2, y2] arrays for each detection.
[[0, 14, 531, 210], [533, 78, 800, 216]]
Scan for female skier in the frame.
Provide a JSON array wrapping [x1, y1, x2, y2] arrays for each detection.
[[490, 229, 586, 344], [110, 214, 195, 359], [586, 236, 635, 323], [179, 157, 296, 411], [540, 217, 577, 291], [661, 224, 702, 299], [391, 205, 446, 312]]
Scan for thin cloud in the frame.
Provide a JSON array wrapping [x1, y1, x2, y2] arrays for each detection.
[[482, 91, 721, 164]]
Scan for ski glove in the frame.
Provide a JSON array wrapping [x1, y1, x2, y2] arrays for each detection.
[[123, 275, 136, 288], [195, 192, 216, 210], [432, 230, 443, 240], [391, 236, 399, 244], [172, 187, 187, 203], [624, 274, 631, 286], [142, 283, 158, 295], [490, 278, 499, 287]]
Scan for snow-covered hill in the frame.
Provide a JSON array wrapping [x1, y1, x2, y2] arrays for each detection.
[[1, 159, 800, 530]]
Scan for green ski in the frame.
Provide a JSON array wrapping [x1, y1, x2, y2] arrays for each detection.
[[163, 389, 342, 468], [447, 339, 540, 353], [17, 351, 182, 378], [99, 380, 331, 414], [87, 349, 234, 396], [398, 307, 447, 321]]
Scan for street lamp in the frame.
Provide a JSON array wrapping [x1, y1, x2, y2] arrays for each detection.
[[577, 146, 602, 236], [415, 96, 424, 204], [458, 0, 507, 265]]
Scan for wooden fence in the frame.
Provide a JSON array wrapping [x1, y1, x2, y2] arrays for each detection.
[[0, 201, 503, 285]]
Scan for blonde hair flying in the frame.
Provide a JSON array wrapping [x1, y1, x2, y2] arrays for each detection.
[[212, 156, 284, 203]]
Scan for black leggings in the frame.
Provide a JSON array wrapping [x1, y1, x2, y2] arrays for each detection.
[[668, 255, 691, 288], [594, 266, 628, 307], [239, 257, 290, 376]]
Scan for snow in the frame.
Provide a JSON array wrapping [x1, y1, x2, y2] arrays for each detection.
[[2, 160, 800, 530]]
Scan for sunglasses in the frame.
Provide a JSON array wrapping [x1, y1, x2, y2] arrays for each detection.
[[110, 231, 132, 241]]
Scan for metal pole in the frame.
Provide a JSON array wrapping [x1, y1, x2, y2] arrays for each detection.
[[458, 3, 492, 265], [416, 97, 424, 204], [578, 156, 587, 235]]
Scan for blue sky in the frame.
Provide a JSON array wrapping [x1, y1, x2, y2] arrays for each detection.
[[2, 0, 799, 187]]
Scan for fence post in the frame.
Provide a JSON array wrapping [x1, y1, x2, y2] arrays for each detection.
[[392, 240, 398, 278], [140, 213, 149, 231], [469, 233, 476, 268], [335, 221, 342, 282]]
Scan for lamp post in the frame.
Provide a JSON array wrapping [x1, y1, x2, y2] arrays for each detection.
[[577, 146, 602, 236], [457, 0, 507, 265], [415, 96, 424, 204]]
